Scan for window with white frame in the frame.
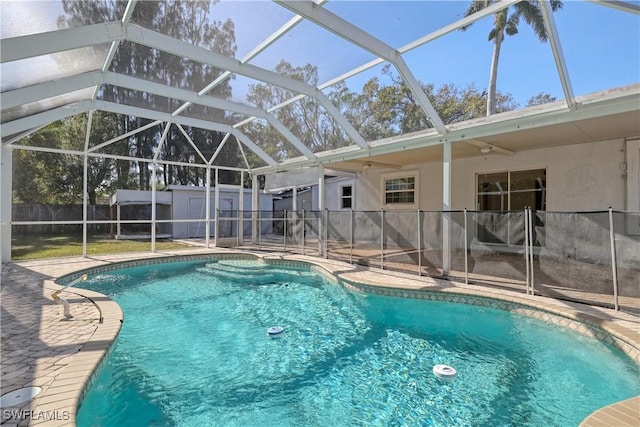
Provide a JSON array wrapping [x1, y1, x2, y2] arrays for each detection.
[[340, 185, 353, 209], [382, 172, 418, 207]]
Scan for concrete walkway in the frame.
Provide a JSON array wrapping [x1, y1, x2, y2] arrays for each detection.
[[1, 248, 638, 426]]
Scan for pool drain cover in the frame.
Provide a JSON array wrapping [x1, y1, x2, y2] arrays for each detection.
[[0, 387, 42, 408]]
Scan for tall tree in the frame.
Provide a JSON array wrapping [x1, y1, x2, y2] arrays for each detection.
[[526, 92, 556, 106], [13, 122, 67, 204], [462, 0, 562, 115]]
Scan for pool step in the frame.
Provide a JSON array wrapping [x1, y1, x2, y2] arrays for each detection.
[[202, 263, 269, 278], [197, 263, 301, 285], [217, 260, 269, 270]]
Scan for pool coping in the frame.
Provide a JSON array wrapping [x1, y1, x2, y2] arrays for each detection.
[[3, 249, 638, 426]]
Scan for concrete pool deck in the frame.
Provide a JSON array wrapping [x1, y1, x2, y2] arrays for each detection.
[[1, 248, 638, 426]]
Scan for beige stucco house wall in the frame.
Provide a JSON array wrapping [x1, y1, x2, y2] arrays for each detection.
[[350, 137, 638, 213]]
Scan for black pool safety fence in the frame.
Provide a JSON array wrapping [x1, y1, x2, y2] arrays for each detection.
[[10, 209, 639, 315], [219, 209, 639, 315]]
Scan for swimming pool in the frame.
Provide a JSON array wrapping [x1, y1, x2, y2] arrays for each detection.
[[76, 258, 638, 426]]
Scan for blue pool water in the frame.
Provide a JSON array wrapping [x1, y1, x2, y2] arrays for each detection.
[[76, 259, 638, 426]]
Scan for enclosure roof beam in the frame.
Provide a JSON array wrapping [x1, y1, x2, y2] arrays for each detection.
[[129, 24, 369, 150], [235, 136, 252, 172], [7, 142, 248, 172], [313, 95, 369, 150], [2, 20, 320, 103], [83, 110, 94, 152], [2, 76, 222, 147], [2, 126, 47, 146], [88, 120, 163, 153], [165, 2, 331, 138], [93, 100, 277, 167], [399, 0, 521, 52], [587, 0, 640, 14], [87, 152, 247, 171], [176, 124, 209, 164], [103, 73, 315, 160], [1, 20, 366, 156], [234, 0, 519, 129], [539, 0, 576, 110], [182, 1, 326, 108], [92, 100, 238, 131], [275, 1, 393, 63], [228, 129, 277, 167], [1, 71, 103, 110], [208, 133, 232, 166], [1, 101, 93, 137], [275, 0, 447, 134], [0, 22, 125, 64], [5, 144, 85, 157], [131, 24, 316, 99], [154, 122, 172, 162], [91, 0, 137, 104], [262, 115, 317, 159], [104, 73, 259, 118]]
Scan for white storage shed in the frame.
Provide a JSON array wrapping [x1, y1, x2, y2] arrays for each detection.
[[169, 185, 273, 239], [110, 186, 273, 240]]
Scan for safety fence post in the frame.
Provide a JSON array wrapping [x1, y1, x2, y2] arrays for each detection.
[[302, 209, 306, 255], [349, 209, 354, 264], [417, 209, 422, 276], [608, 207, 619, 311], [464, 209, 468, 285], [284, 210, 287, 252], [380, 209, 385, 270], [324, 209, 328, 259], [524, 208, 530, 295], [528, 207, 535, 295], [236, 209, 240, 248]]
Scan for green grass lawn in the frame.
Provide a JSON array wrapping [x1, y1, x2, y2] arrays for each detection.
[[11, 234, 191, 260]]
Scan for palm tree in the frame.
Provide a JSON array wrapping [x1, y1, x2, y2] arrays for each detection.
[[462, 0, 562, 116]]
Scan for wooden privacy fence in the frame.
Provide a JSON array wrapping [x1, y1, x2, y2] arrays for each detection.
[[12, 204, 110, 235]]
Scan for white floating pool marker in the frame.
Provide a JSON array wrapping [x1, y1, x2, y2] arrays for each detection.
[[267, 326, 285, 338], [433, 364, 457, 380], [0, 387, 43, 408]]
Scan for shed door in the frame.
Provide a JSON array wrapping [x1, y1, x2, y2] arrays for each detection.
[[218, 198, 233, 237], [188, 197, 205, 238]]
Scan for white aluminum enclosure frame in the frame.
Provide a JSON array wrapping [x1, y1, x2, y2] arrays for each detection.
[[1, 0, 639, 263]]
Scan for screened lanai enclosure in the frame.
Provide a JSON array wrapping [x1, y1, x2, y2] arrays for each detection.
[[1, 1, 639, 312]]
